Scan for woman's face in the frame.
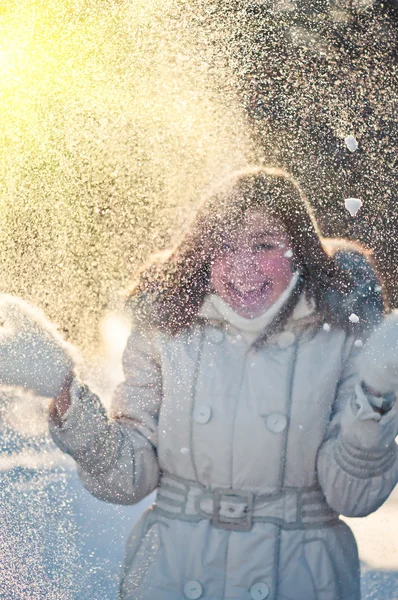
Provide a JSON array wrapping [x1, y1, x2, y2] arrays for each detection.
[[210, 208, 294, 318]]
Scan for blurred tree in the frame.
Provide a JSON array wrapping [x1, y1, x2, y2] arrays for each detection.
[[183, 0, 398, 303]]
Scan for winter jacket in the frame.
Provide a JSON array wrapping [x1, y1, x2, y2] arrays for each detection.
[[50, 277, 398, 600]]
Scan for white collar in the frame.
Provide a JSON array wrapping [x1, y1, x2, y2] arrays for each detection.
[[199, 271, 302, 334]]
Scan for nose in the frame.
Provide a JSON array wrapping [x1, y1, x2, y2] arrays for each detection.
[[229, 249, 259, 282]]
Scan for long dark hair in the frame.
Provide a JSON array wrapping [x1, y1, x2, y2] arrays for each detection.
[[127, 166, 385, 334]]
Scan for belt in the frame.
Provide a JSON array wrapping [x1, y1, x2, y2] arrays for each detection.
[[154, 473, 339, 532]]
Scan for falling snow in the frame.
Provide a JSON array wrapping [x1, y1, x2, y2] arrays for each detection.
[[344, 135, 359, 152], [0, 0, 397, 597], [349, 313, 360, 324], [345, 198, 363, 217]]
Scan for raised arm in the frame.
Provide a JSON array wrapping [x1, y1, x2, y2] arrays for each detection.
[[317, 318, 398, 517], [49, 326, 162, 504], [0, 295, 162, 504]]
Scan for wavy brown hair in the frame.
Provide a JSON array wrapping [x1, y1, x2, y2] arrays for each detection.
[[127, 166, 384, 334]]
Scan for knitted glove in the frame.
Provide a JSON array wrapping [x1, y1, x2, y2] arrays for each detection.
[[359, 311, 398, 411], [0, 295, 78, 398]]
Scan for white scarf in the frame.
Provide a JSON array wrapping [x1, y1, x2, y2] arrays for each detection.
[[199, 272, 301, 344]]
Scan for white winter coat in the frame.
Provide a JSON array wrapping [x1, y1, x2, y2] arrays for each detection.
[[50, 295, 398, 600]]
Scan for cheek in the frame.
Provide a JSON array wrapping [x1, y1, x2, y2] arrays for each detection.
[[210, 258, 229, 290], [257, 255, 293, 280]]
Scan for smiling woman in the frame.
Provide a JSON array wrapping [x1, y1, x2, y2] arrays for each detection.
[[210, 209, 294, 318], [0, 165, 396, 598], [127, 166, 359, 334], [44, 165, 396, 599]]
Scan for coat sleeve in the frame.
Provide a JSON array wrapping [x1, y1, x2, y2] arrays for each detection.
[[317, 337, 398, 518], [49, 326, 162, 505]]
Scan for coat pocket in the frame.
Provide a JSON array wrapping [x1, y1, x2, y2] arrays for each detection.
[[303, 538, 340, 600], [119, 518, 166, 599]]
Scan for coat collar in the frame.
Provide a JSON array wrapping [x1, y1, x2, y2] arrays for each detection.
[[198, 278, 319, 348], [198, 272, 301, 334]]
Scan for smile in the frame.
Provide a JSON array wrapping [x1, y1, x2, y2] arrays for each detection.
[[228, 281, 270, 299]]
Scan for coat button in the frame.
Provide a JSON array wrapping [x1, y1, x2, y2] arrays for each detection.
[[184, 580, 203, 599], [266, 413, 287, 434], [193, 404, 212, 424], [250, 582, 270, 599], [277, 331, 296, 349]]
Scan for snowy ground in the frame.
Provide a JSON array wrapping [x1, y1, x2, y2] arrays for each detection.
[[346, 486, 398, 600]]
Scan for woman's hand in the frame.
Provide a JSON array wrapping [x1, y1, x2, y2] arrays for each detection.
[[359, 311, 398, 410], [49, 372, 73, 421], [0, 295, 79, 398]]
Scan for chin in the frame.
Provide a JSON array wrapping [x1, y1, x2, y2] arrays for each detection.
[[232, 303, 269, 319]]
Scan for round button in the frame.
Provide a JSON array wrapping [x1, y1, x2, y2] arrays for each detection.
[[193, 404, 212, 424], [250, 582, 270, 600], [277, 331, 296, 349], [184, 580, 203, 599], [266, 413, 287, 434]]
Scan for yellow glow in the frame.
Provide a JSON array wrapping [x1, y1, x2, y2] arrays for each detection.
[[0, 0, 251, 351]]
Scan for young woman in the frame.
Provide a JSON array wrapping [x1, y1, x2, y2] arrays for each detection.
[[0, 166, 396, 599]]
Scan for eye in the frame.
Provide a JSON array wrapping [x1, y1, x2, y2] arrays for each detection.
[[221, 242, 236, 253], [254, 242, 275, 251]]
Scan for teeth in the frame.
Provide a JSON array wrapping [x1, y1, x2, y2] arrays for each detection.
[[232, 284, 266, 294]]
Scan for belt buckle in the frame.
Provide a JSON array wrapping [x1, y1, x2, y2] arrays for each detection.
[[211, 488, 254, 532]]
